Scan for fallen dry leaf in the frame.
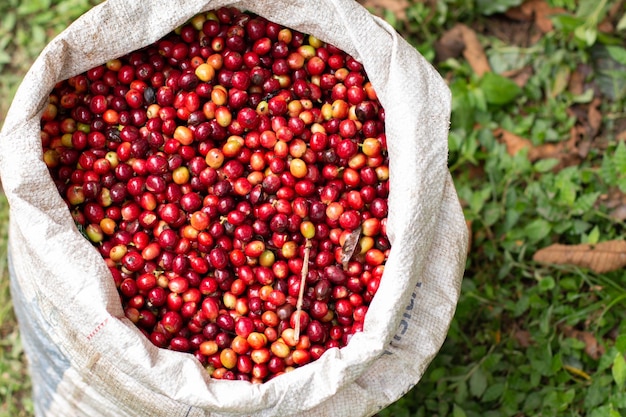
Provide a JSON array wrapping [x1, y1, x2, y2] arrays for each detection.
[[513, 327, 533, 348], [600, 187, 626, 221], [493, 128, 563, 161], [528, 0, 561, 33], [568, 64, 594, 96], [435, 24, 465, 62], [505, 0, 566, 33], [568, 67, 586, 96], [608, 0, 625, 20], [597, 0, 624, 34], [501, 65, 534, 88], [566, 99, 602, 147], [435, 24, 491, 76], [587, 98, 602, 137], [609, 204, 626, 221], [493, 128, 533, 157], [358, 0, 409, 20], [599, 187, 626, 210], [436, 23, 492, 76], [459, 24, 491, 77], [560, 325, 606, 360], [574, 125, 592, 159], [533, 240, 626, 274], [598, 20, 614, 34], [493, 127, 582, 169]]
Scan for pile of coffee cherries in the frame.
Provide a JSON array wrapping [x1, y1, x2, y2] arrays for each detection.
[[41, 7, 390, 383]]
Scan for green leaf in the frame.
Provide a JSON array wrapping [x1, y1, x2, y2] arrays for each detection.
[[16, 0, 51, 15], [616, 334, 626, 354], [617, 13, 626, 31], [572, 192, 600, 215], [605, 46, 626, 66], [0, 11, 16, 34], [539, 305, 553, 336], [482, 353, 503, 371], [559, 388, 576, 410], [523, 391, 542, 413], [551, 65, 570, 97], [590, 405, 614, 417], [428, 367, 447, 382], [585, 377, 611, 408], [455, 379, 468, 404], [482, 382, 505, 402], [601, 153, 618, 185], [0, 50, 11, 65], [613, 392, 626, 408], [572, 88, 595, 103], [488, 45, 532, 74], [599, 352, 618, 373], [612, 354, 626, 389], [475, 0, 522, 15], [575, 0, 600, 19], [469, 187, 492, 215], [614, 141, 626, 173], [31, 25, 46, 46], [575, 25, 597, 46], [468, 84, 487, 112], [557, 182, 577, 206], [551, 353, 563, 374], [513, 294, 530, 317], [482, 203, 501, 227], [586, 225, 600, 245], [452, 404, 467, 417], [479, 72, 522, 106], [524, 219, 551, 243], [469, 367, 488, 398], [617, 177, 626, 194], [534, 158, 560, 173], [538, 275, 555, 292], [450, 80, 475, 132]]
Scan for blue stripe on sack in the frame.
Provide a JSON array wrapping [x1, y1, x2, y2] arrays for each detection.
[[8, 248, 71, 416]]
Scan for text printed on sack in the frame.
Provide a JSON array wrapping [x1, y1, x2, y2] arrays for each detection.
[[383, 283, 420, 355], [86, 317, 109, 341]]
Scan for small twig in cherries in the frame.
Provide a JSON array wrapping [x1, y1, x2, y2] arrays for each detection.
[[294, 238, 312, 343]]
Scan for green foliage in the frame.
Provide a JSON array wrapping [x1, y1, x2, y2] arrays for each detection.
[[478, 73, 522, 106], [379, 0, 626, 416], [474, 0, 523, 16], [0, 193, 33, 417]]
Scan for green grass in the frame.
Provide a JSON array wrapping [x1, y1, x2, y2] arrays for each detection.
[[0, 193, 33, 417], [3, 1, 626, 416]]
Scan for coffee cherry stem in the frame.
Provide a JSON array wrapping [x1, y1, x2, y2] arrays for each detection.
[[294, 238, 312, 342]]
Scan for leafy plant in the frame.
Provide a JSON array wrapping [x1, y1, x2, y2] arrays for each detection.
[[377, 0, 626, 416]]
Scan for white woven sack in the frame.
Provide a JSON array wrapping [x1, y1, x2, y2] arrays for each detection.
[[0, 0, 468, 416]]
